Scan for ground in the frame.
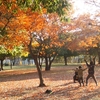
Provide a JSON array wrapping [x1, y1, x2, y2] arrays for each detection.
[[0, 66, 100, 100]]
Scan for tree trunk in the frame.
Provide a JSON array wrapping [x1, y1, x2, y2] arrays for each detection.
[[45, 57, 50, 71], [28, 36, 46, 87], [28, 38, 45, 87], [13, 56, 16, 66], [49, 60, 52, 70], [0, 59, 4, 70], [38, 57, 43, 70], [33, 56, 45, 87], [64, 55, 67, 65], [98, 53, 100, 64], [45, 56, 55, 71]]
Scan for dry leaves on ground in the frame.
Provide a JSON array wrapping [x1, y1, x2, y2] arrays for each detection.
[[0, 66, 100, 100]]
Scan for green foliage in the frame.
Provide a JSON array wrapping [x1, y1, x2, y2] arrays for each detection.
[[58, 47, 79, 57], [0, 45, 8, 54], [0, 45, 24, 59], [40, 0, 71, 16], [17, 0, 32, 8], [0, 45, 11, 59], [11, 46, 24, 57], [88, 47, 99, 56], [16, 0, 71, 16], [36, 0, 70, 16]]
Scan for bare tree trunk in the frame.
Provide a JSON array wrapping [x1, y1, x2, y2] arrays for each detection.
[[13, 56, 16, 66], [38, 57, 43, 70], [64, 55, 67, 65], [45, 57, 49, 71], [33, 56, 45, 87], [0, 59, 4, 70], [28, 37, 45, 87], [45, 55, 56, 71]]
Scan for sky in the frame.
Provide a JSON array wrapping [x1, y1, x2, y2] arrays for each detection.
[[72, 0, 100, 17]]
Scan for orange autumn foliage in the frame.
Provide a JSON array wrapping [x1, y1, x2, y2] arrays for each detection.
[[0, 1, 47, 51], [0, 0, 74, 55], [66, 14, 100, 51]]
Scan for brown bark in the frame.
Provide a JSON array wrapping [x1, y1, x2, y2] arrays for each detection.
[[45, 55, 56, 71], [0, 59, 4, 70], [33, 56, 45, 87], [28, 37, 45, 87], [64, 55, 67, 65]]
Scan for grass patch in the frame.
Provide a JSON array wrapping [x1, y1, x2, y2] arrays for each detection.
[[3, 65, 36, 70], [2, 63, 85, 71]]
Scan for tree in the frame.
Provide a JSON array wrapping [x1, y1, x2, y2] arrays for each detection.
[[68, 14, 100, 64], [0, 46, 11, 70], [58, 47, 79, 65], [57, 31, 79, 65], [0, 0, 71, 87]]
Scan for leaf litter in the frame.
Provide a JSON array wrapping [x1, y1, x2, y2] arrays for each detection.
[[0, 66, 100, 100]]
